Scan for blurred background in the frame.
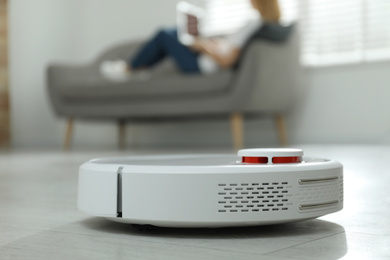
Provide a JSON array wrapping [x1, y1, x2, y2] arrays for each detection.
[[2, 0, 390, 150]]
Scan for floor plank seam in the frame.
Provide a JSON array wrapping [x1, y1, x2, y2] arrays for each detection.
[[263, 231, 346, 256]]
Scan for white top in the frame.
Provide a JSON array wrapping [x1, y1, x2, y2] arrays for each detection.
[[198, 17, 262, 74]]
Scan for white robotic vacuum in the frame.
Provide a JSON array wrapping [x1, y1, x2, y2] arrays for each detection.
[[78, 148, 343, 228]]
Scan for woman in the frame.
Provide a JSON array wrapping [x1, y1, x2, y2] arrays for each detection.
[[101, 0, 281, 82]]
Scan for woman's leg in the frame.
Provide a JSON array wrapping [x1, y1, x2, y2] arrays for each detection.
[[130, 28, 200, 73]]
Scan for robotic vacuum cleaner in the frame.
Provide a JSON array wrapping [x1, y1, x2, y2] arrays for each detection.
[[78, 148, 343, 228]]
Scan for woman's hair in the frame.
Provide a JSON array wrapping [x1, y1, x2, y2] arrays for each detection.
[[252, 0, 281, 22]]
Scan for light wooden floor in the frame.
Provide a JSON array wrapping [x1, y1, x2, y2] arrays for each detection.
[[0, 145, 389, 259]]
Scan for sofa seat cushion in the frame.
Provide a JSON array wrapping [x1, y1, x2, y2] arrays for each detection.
[[57, 70, 233, 101]]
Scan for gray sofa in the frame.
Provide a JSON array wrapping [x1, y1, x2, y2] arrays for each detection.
[[47, 28, 301, 149]]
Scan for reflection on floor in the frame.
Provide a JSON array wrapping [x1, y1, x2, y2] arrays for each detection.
[[0, 145, 389, 259]]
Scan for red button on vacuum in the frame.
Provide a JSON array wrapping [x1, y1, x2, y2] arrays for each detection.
[[242, 157, 268, 164], [272, 156, 302, 164], [238, 148, 304, 164]]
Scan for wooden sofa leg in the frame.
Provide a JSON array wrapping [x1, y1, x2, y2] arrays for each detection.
[[63, 118, 73, 150], [275, 114, 288, 147], [230, 113, 244, 150], [118, 119, 126, 149]]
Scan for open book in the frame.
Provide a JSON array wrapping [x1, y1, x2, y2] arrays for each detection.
[[176, 1, 206, 45]]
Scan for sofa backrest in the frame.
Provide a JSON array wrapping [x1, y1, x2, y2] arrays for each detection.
[[233, 23, 295, 70], [234, 25, 302, 113]]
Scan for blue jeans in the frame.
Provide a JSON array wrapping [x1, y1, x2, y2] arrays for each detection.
[[130, 28, 200, 73]]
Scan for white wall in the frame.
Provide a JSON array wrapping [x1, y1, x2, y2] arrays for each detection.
[[290, 62, 390, 144], [9, 0, 81, 148], [8, 0, 390, 149], [76, 0, 180, 61]]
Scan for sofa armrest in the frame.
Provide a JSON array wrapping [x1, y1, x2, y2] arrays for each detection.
[[96, 40, 177, 75], [46, 62, 101, 116], [47, 40, 148, 92], [47, 63, 98, 84], [95, 40, 144, 64]]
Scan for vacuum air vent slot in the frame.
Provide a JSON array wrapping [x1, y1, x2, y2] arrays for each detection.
[[217, 182, 291, 213], [299, 200, 338, 211], [299, 177, 339, 185]]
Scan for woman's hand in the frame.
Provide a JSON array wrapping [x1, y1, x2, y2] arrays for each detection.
[[190, 38, 241, 69], [190, 37, 205, 52]]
